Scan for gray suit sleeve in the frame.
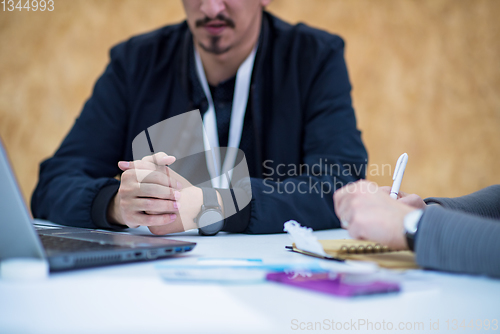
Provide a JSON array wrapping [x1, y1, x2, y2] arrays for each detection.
[[424, 185, 500, 219], [415, 205, 500, 277]]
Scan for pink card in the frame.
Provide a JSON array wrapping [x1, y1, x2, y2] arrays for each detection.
[[266, 272, 400, 297]]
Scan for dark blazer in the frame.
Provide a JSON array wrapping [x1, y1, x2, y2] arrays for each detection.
[[32, 12, 367, 234]]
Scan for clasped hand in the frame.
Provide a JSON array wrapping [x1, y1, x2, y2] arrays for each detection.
[[108, 152, 203, 235]]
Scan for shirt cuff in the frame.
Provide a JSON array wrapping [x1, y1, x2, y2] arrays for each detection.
[[91, 183, 127, 230]]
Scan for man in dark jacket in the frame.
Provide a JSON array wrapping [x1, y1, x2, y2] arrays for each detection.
[[32, 0, 367, 235]]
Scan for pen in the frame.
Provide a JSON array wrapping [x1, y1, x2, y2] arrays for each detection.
[[390, 153, 408, 199], [285, 246, 345, 262]]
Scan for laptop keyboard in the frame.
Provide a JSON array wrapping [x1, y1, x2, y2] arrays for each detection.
[[38, 234, 128, 252]]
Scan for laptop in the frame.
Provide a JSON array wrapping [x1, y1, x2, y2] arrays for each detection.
[[0, 138, 196, 272]]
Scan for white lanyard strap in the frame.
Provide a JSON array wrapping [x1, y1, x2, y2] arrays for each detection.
[[195, 46, 257, 189]]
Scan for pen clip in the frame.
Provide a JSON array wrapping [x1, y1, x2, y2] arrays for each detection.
[[393, 153, 407, 181]]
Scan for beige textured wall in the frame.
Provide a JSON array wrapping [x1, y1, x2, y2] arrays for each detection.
[[1, 0, 499, 207]]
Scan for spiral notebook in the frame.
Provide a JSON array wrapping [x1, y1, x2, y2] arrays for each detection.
[[291, 239, 418, 270]]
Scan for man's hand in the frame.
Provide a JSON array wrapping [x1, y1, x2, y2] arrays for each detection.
[[107, 152, 183, 229], [379, 186, 427, 209], [108, 152, 224, 235], [334, 180, 417, 250], [146, 186, 224, 235]]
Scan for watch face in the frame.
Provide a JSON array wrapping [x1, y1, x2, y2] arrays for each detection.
[[405, 221, 418, 235], [198, 209, 224, 234]]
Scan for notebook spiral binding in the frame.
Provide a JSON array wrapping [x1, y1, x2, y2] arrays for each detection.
[[337, 244, 391, 255]]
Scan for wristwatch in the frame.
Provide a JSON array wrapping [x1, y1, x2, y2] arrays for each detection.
[[196, 188, 224, 236], [403, 209, 424, 251]]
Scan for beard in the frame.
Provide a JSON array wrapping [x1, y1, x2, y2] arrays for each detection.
[[195, 14, 235, 55], [198, 37, 232, 55]]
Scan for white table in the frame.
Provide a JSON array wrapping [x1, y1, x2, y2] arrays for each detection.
[[1, 227, 499, 334]]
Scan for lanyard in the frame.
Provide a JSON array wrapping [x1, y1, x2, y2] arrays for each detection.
[[194, 46, 257, 189]]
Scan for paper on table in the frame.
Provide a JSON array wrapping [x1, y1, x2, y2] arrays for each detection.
[[284, 220, 327, 256]]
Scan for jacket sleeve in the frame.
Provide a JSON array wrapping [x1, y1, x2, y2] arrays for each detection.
[[424, 184, 500, 219], [237, 40, 367, 234], [415, 204, 500, 277], [31, 43, 130, 230]]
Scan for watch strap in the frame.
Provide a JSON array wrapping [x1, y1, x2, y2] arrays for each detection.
[[202, 187, 220, 209], [406, 234, 415, 252]]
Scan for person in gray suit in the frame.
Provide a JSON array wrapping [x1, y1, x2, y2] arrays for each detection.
[[333, 180, 500, 277]]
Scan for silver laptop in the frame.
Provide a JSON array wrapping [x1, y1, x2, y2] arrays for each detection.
[[0, 138, 196, 271]]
